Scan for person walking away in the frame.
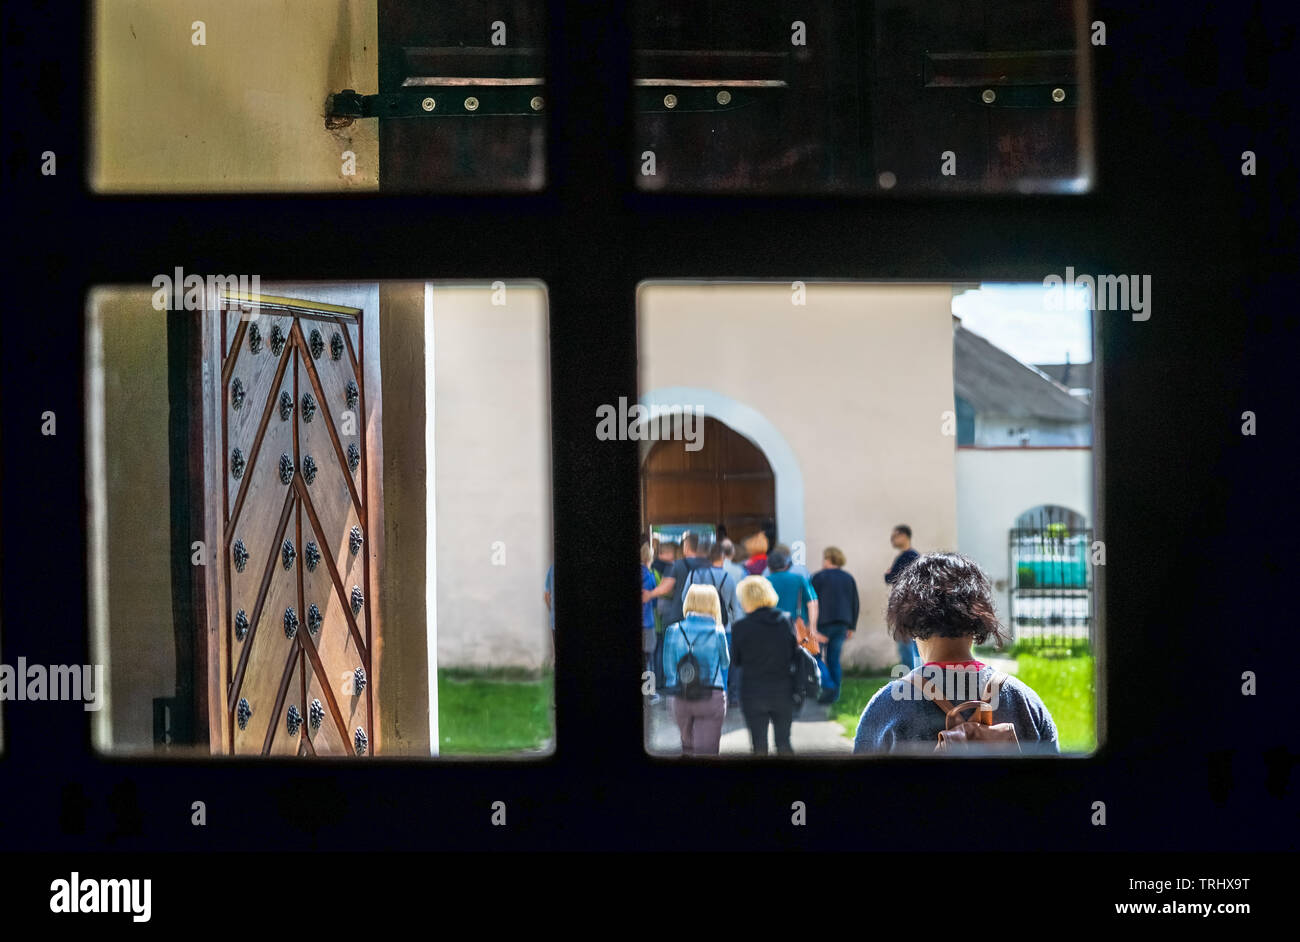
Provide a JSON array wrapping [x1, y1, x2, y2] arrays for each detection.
[[719, 538, 747, 700], [543, 564, 554, 632], [766, 545, 824, 652], [810, 546, 858, 704], [731, 576, 802, 754], [680, 542, 739, 696], [645, 532, 714, 694], [660, 585, 730, 755], [648, 540, 676, 688], [644, 530, 713, 627], [855, 552, 1059, 754], [885, 525, 921, 670], [720, 539, 748, 612], [742, 531, 769, 575], [640, 542, 661, 703], [651, 539, 676, 579]]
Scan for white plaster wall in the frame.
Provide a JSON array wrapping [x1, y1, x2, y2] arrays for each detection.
[[433, 285, 552, 670], [93, 0, 379, 191]]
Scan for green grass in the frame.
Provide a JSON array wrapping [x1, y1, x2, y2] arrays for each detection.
[[831, 672, 898, 740], [437, 667, 554, 755], [1013, 654, 1096, 754]]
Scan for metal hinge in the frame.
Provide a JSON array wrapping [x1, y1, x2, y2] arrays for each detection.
[[326, 85, 545, 128], [634, 80, 786, 113], [924, 50, 1078, 108]]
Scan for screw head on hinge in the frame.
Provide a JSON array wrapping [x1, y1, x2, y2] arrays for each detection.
[[421, 97, 436, 112]]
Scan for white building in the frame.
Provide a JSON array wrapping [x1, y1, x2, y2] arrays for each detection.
[[952, 322, 1095, 643]]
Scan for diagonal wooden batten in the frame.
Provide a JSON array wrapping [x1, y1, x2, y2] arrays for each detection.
[[224, 335, 295, 537], [226, 487, 297, 715], [335, 314, 361, 380], [293, 475, 369, 665], [290, 322, 363, 517], [296, 609, 353, 753], [220, 318, 249, 389], [262, 639, 301, 755]]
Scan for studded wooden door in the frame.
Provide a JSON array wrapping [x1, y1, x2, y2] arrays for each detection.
[[200, 287, 383, 756]]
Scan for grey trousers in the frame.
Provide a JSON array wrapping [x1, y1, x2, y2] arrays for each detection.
[[672, 689, 727, 755]]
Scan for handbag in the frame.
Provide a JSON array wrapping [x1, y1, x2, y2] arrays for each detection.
[[793, 616, 820, 656]]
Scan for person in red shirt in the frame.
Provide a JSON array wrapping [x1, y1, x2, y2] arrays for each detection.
[[743, 531, 769, 576]]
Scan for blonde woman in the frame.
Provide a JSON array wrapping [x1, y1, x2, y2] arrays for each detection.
[[661, 584, 730, 755], [731, 575, 801, 754]]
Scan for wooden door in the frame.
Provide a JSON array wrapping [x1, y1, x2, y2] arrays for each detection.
[[641, 417, 775, 542], [197, 287, 383, 756]]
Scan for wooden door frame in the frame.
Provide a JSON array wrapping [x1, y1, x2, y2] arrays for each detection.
[[182, 284, 384, 755]]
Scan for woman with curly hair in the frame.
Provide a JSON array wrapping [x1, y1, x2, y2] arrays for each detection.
[[853, 552, 1059, 754]]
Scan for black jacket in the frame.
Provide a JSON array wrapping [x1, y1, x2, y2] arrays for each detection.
[[731, 606, 799, 701], [810, 567, 859, 629]]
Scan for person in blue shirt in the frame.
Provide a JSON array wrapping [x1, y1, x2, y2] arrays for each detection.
[[766, 545, 823, 645], [640, 542, 658, 686], [543, 564, 554, 632], [661, 585, 730, 755]]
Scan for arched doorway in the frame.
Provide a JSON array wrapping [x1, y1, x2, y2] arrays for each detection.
[[641, 416, 775, 543]]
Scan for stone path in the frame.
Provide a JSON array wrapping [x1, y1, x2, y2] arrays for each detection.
[[645, 694, 853, 756]]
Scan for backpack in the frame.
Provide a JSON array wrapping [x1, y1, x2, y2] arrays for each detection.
[[906, 669, 1021, 753], [790, 643, 822, 706], [674, 623, 717, 700], [681, 564, 731, 627]]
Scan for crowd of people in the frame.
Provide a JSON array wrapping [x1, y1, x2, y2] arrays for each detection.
[[640, 524, 1059, 756]]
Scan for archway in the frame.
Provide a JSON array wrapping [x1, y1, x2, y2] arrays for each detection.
[[641, 416, 775, 543], [636, 387, 805, 546]]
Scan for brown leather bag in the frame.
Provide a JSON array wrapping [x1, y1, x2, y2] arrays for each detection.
[[794, 617, 820, 656], [907, 669, 1021, 753]]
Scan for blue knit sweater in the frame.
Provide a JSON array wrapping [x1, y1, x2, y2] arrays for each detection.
[[853, 665, 1060, 755]]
